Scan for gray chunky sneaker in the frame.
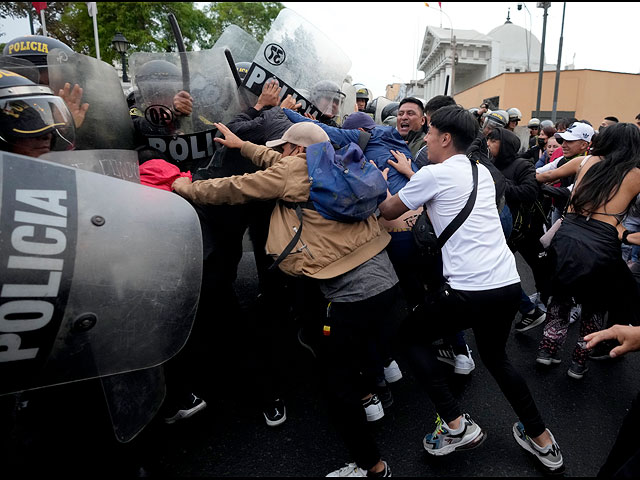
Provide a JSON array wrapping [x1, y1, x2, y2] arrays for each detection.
[[423, 413, 486, 456], [512, 422, 564, 474]]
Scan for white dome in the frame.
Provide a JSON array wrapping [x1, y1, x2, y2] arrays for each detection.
[[488, 22, 541, 66]]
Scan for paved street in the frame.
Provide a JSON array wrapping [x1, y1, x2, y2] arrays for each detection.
[[4, 251, 639, 477]]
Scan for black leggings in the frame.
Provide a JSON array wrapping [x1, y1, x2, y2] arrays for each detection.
[[400, 282, 547, 438]]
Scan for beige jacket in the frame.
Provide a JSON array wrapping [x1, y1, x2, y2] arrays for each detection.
[[174, 142, 390, 279]]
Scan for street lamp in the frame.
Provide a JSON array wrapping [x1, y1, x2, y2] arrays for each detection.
[[424, 4, 456, 96], [111, 32, 130, 83], [535, 2, 551, 119], [517, 2, 532, 71]]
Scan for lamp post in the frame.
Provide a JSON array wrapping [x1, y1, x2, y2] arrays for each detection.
[[425, 4, 456, 96], [111, 32, 130, 83], [535, 2, 551, 119], [551, 2, 567, 123], [518, 2, 532, 71]]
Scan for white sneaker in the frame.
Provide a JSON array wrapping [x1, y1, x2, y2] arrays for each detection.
[[362, 394, 384, 422], [383, 359, 403, 383], [454, 346, 476, 375], [569, 304, 581, 324], [326, 460, 390, 477]]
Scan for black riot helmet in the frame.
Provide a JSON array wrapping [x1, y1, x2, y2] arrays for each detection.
[[133, 59, 183, 109], [2, 35, 74, 85], [381, 102, 399, 123], [235, 61, 251, 81], [3, 35, 73, 66], [0, 69, 75, 156]]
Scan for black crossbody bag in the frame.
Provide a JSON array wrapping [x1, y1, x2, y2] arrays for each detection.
[[412, 157, 478, 288]]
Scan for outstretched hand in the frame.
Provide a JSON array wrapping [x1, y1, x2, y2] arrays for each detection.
[[387, 150, 415, 179], [58, 83, 89, 128], [280, 94, 302, 111], [584, 324, 640, 358], [255, 80, 282, 110], [213, 122, 245, 149]]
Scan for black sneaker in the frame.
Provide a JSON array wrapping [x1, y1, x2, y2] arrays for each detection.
[[375, 381, 394, 409], [536, 349, 561, 366], [263, 398, 287, 427], [164, 393, 207, 424], [567, 361, 588, 379], [515, 307, 546, 333]]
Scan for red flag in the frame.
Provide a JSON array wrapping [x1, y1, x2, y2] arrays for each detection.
[[438, 2, 442, 7], [32, 2, 47, 14]]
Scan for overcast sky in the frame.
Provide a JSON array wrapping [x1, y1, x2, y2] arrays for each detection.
[[2, 2, 639, 99]]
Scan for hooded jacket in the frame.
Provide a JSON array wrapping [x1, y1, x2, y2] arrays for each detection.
[[490, 128, 539, 214]]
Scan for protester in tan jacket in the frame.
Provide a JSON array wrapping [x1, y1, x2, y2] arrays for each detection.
[[172, 122, 390, 279], [172, 121, 398, 477]]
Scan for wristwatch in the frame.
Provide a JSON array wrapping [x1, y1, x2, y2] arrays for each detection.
[[622, 230, 632, 245]]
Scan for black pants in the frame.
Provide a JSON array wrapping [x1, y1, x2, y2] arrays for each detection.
[[400, 282, 547, 437], [318, 286, 399, 470]]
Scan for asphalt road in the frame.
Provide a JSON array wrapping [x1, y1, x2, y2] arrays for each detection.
[[4, 250, 640, 477]]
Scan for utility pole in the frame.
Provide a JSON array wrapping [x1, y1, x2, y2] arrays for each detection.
[[451, 35, 457, 97], [535, 2, 551, 118], [551, 2, 567, 123]]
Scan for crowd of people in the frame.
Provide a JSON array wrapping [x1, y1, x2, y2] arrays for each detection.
[[2, 31, 640, 478]]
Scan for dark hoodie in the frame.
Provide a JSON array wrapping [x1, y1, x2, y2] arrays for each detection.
[[489, 128, 538, 214]]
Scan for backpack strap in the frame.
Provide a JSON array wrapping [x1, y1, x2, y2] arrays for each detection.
[[436, 158, 479, 248], [268, 202, 305, 271], [357, 130, 372, 152]]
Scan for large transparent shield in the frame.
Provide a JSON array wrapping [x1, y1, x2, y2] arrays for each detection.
[[130, 48, 242, 135], [338, 81, 357, 127], [40, 149, 140, 183], [46, 49, 135, 151], [373, 97, 395, 125], [241, 8, 352, 119], [213, 24, 261, 64], [514, 125, 531, 153], [0, 151, 202, 396]]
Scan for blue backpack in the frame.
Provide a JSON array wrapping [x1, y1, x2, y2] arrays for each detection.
[[270, 136, 388, 270]]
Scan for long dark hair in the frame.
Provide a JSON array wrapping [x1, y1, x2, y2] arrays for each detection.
[[571, 122, 640, 215]]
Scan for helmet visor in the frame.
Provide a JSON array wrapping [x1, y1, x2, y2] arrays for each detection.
[[313, 90, 346, 117], [0, 95, 75, 154]]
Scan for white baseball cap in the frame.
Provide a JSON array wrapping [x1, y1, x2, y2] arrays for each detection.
[[265, 122, 330, 148], [555, 122, 594, 142]]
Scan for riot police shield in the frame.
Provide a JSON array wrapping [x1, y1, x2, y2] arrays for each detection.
[[338, 81, 357, 127], [514, 125, 531, 153], [130, 48, 242, 135], [213, 24, 261, 64], [40, 149, 140, 183], [46, 49, 135, 151], [241, 8, 352, 119], [372, 96, 395, 125], [0, 151, 202, 396], [129, 48, 241, 170]]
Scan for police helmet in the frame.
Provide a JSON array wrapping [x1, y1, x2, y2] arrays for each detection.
[[3, 35, 73, 67], [310, 80, 346, 117], [528, 118, 541, 129], [355, 86, 370, 101], [507, 107, 522, 122], [0, 69, 75, 155], [381, 102, 399, 122], [235, 61, 251, 82], [540, 119, 554, 129], [483, 109, 509, 129]]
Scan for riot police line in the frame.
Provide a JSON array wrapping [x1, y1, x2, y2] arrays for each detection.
[[0, 7, 399, 445]]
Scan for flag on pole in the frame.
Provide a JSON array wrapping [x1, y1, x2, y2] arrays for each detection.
[[33, 2, 47, 36], [32, 2, 47, 14], [86, 2, 101, 60], [86, 2, 97, 17]]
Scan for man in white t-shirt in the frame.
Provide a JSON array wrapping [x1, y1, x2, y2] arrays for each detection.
[[378, 105, 564, 475]]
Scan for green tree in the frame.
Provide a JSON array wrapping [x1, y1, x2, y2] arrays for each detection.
[[205, 2, 284, 43], [0, 2, 283, 65]]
